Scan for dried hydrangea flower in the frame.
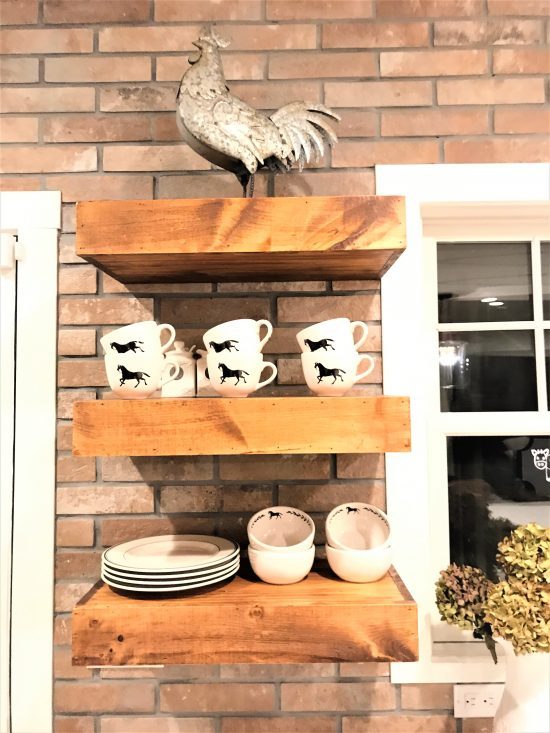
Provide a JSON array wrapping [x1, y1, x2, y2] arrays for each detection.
[[485, 577, 550, 655], [435, 563, 492, 631], [497, 523, 550, 583]]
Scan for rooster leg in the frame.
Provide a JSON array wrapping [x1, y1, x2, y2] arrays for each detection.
[[247, 175, 255, 198]]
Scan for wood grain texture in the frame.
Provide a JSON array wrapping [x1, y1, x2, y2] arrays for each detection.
[[75, 195, 406, 282], [72, 396, 411, 456], [72, 566, 418, 665]]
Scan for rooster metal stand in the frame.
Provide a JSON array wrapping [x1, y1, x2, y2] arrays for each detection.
[[176, 26, 340, 198]]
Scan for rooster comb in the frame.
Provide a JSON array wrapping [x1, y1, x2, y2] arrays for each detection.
[[198, 25, 230, 48]]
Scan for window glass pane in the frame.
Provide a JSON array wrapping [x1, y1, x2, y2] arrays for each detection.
[[439, 330, 537, 412], [448, 435, 550, 580], [437, 242, 533, 323], [542, 242, 550, 320], [546, 330, 550, 400]]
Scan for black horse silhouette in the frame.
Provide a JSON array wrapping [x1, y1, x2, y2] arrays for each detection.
[[314, 362, 346, 384], [117, 364, 150, 387], [111, 340, 144, 354], [304, 337, 335, 352], [268, 511, 283, 519], [218, 362, 249, 385], [346, 506, 359, 514], [209, 339, 239, 353]]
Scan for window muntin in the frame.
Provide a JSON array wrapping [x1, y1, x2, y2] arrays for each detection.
[[542, 242, 550, 320]]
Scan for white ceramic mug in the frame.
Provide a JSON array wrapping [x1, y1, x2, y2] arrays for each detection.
[[101, 320, 176, 357], [104, 352, 180, 400], [301, 350, 375, 397], [203, 319, 273, 354], [206, 352, 277, 397], [296, 318, 369, 353]]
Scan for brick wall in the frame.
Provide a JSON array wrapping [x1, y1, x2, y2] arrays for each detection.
[[2, 0, 549, 731]]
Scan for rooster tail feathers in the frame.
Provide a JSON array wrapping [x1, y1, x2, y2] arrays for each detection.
[[270, 101, 339, 171]]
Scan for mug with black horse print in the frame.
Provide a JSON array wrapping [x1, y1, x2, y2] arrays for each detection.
[[202, 318, 273, 355], [301, 350, 374, 397], [205, 351, 277, 398]]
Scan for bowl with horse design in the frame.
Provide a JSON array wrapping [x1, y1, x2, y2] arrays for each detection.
[[326, 502, 390, 551], [247, 506, 315, 553]]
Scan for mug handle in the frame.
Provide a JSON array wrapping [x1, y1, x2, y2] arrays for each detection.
[[158, 323, 176, 353], [351, 321, 369, 350], [257, 361, 277, 390], [160, 357, 182, 386], [354, 355, 375, 383], [257, 320, 273, 350]]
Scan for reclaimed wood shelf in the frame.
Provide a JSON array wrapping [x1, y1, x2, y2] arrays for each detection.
[[76, 195, 406, 283], [72, 565, 418, 665], [72, 396, 410, 457]]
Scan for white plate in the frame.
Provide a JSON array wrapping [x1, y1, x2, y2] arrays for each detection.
[[102, 551, 239, 579], [103, 535, 238, 573], [101, 564, 239, 593], [102, 558, 240, 585]]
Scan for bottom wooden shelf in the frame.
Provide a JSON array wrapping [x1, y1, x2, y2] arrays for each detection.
[[72, 565, 418, 665]]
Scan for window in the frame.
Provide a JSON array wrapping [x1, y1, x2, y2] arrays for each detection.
[[377, 163, 550, 684]]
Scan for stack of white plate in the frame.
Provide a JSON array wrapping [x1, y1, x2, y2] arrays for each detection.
[[101, 534, 240, 593]]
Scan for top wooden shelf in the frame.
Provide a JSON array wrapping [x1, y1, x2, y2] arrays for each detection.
[[76, 195, 406, 283]]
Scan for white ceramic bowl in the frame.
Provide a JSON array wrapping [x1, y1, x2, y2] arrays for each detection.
[[248, 545, 315, 585], [326, 543, 391, 583], [325, 502, 390, 551], [247, 506, 315, 553]]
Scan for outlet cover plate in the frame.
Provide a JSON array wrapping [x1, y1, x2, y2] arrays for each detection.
[[454, 683, 504, 718]]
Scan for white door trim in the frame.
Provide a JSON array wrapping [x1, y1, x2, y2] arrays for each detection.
[[0, 191, 60, 733]]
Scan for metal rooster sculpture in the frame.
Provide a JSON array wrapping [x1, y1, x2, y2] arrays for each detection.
[[176, 26, 340, 197]]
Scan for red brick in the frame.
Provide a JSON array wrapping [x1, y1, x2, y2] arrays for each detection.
[[100, 666, 214, 680], [381, 108, 489, 136], [101, 455, 213, 482], [487, 0, 550, 15], [156, 53, 266, 82], [101, 274, 212, 295], [376, 0, 483, 16], [268, 0, 372, 19], [160, 683, 276, 713], [59, 265, 97, 295], [155, 0, 262, 20], [45, 56, 151, 83], [333, 139, 439, 166], [54, 647, 92, 680], [44, 115, 150, 144], [0, 87, 95, 113], [462, 720, 493, 733], [55, 716, 94, 733], [100, 25, 198, 52], [220, 454, 330, 480], [55, 582, 94, 612], [217, 24, 317, 51], [55, 551, 101, 580], [230, 81, 321, 109], [57, 422, 72, 451], [99, 517, 217, 547], [54, 615, 72, 645], [0, 57, 38, 83], [322, 21, 429, 48], [100, 85, 176, 113], [342, 715, 455, 733], [57, 359, 107, 387], [57, 485, 154, 515], [0, 117, 38, 143], [57, 455, 96, 482], [104, 144, 209, 172], [269, 51, 377, 79], [160, 297, 269, 326], [58, 234, 82, 263], [101, 718, 215, 733], [444, 137, 550, 163], [278, 294, 380, 322], [221, 664, 336, 679], [158, 172, 261, 199], [437, 78, 545, 105], [1, 145, 96, 175], [55, 681, 156, 714], [57, 390, 96, 420], [0, 176, 41, 191], [339, 662, 390, 677], [282, 681, 395, 711], [381, 49, 487, 76], [494, 106, 550, 134], [159, 485, 223, 513], [332, 281, 381, 293], [0, 0, 38, 24], [493, 48, 550, 74], [325, 80, 432, 107], [56, 518, 94, 547], [339, 110, 378, 137], [222, 717, 337, 733], [434, 19, 544, 46], [44, 0, 150, 23], [46, 175, 153, 202], [275, 170, 376, 197], [337, 453, 385, 479], [0, 28, 92, 53], [279, 481, 385, 511], [402, 684, 454, 710]]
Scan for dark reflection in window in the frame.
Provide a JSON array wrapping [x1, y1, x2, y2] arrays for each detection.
[[448, 436, 550, 580], [439, 331, 537, 412], [543, 243, 550, 320], [546, 330, 550, 402], [438, 242, 533, 323]]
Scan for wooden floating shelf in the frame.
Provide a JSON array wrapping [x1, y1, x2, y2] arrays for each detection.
[[72, 566, 418, 665], [76, 195, 406, 283], [72, 396, 410, 457]]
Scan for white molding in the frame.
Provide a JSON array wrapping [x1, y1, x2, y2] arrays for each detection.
[[376, 164, 550, 687], [0, 192, 60, 733]]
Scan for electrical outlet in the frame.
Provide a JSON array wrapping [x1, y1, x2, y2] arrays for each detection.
[[454, 683, 504, 718]]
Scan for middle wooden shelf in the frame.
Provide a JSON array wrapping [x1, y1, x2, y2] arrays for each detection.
[[73, 396, 410, 457]]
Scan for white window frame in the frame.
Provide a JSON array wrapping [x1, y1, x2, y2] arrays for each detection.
[[0, 191, 60, 733], [376, 164, 550, 684]]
